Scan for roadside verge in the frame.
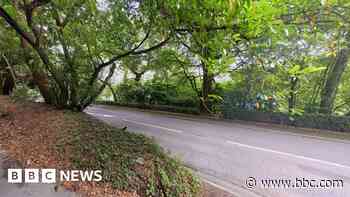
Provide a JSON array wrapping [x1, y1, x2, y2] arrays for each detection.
[[0, 96, 202, 197]]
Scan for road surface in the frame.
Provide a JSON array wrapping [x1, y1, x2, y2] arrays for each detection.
[[86, 105, 350, 197]]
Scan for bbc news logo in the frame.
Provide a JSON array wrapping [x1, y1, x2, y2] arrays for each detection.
[[8, 169, 102, 183]]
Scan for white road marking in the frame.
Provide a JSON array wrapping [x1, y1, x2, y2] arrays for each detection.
[[90, 107, 350, 144], [226, 140, 350, 170], [255, 127, 350, 145], [201, 178, 237, 196], [122, 119, 183, 134], [86, 112, 114, 118], [102, 114, 114, 117]]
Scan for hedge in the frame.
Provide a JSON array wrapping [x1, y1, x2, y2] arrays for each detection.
[[95, 101, 200, 115], [222, 109, 350, 132]]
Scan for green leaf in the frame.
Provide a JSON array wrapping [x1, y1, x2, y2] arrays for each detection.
[[288, 65, 301, 75], [297, 66, 326, 75]]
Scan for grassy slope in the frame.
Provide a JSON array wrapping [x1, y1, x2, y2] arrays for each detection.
[[0, 96, 200, 197], [59, 112, 201, 197]]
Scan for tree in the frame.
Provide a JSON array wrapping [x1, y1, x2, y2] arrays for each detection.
[[0, 54, 16, 95], [158, 0, 282, 113], [121, 53, 159, 82], [0, 22, 23, 95], [0, 0, 170, 110], [319, 42, 350, 114], [318, 4, 350, 114], [278, 0, 350, 114]]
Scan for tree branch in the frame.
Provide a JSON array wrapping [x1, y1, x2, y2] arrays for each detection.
[[0, 6, 35, 46], [174, 24, 250, 41], [87, 31, 171, 90], [97, 32, 171, 70]]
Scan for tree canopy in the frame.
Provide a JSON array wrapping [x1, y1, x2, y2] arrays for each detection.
[[0, 0, 349, 115]]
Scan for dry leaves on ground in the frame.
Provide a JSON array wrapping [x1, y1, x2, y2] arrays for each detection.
[[0, 96, 138, 197]]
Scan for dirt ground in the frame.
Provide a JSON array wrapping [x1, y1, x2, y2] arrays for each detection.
[[0, 96, 138, 197], [0, 96, 234, 197]]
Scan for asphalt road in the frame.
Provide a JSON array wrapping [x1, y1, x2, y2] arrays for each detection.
[[87, 105, 350, 197]]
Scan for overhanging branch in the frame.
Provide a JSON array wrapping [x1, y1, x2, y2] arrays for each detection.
[[97, 32, 171, 70], [0, 6, 35, 46]]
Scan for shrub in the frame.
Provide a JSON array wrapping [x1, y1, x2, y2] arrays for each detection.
[[113, 81, 199, 109], [10, 85, 42, 102]]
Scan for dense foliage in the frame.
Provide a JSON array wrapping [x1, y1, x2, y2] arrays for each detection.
[[1, 0, 349, 115]]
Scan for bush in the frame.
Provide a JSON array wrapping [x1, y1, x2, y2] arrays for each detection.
[[10, 85, 42, 102], [222, 108, 350, 132], [95, 101, 200, 115], [115, 81, 146, 104], [112, 81, 199, 109]]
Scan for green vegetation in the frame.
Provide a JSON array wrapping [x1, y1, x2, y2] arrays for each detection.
[[1, 0, 349, 116], [58, 112, 200, 196], [1, 0, 350, 195]]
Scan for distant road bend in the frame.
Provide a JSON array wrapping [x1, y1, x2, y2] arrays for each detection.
[[86, 105, 350, 197]]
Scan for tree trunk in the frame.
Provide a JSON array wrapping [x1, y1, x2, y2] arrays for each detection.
[[2, 74, 14, 95], [131, 70, 146, 82], [106, 82, 118, 102], [22, 46, 54, 104], [200, 64, 214, 113], [31, 69, 53, 103], [0, 5, 171, 111], [319, 48, 350, 114], [123, 68, 129, 83], [134, 72, 143, 82], [288, 77, 298, 112], [0, 56, 16, 95]]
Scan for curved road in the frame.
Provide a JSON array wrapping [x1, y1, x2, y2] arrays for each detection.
[[86, 105, 350, 197]]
